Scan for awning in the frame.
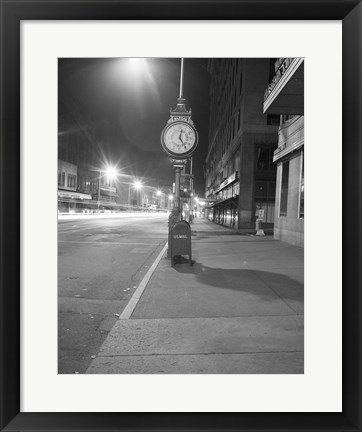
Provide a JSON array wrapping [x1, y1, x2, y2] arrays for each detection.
[[58, 190, 92, 200], [209, 196, 239, 208]]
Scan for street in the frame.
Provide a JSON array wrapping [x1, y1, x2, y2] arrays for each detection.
[[58, 212, 168, 373]]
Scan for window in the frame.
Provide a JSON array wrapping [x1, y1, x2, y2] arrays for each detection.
[[280, 160, 289, 217], [234, 152, 240, 173], [67, 174, 76, 188], [255, 180, 275, 201], [299, 153, 304, 219], [255, 181, 268, 199], [82, 177, 91, 192], [58, 171, 61, 186], [281, 114, 296, 124], [61, 172, 65, 187], [256, 146, 274, 171], [267, 114, 280, 126], [256, 147, 270, 171]]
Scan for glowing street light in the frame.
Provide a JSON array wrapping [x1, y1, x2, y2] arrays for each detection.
[[168, 194, 174, 211], [134, 180, 142, 189], [130, 180, 143, 209], [156, 190, 162, 196], [97, 165, 118, 213], [105, 166, 117, 180]]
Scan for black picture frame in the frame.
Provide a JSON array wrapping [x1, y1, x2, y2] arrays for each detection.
[[1, 1, 361, 431]]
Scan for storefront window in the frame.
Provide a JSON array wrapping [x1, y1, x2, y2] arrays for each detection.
[[234, 152, 240, 172], [280, 160, 289, 217], [234, 183, 240, 196]]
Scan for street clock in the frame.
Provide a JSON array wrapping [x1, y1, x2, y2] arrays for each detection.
[[160, 98, 199, 159], [161, 121, 198, 158]]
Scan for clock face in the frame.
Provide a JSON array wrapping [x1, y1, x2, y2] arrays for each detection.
[[161, 121, 198, 157]]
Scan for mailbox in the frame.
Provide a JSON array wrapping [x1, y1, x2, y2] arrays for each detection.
[[170, 220, 192, 266]]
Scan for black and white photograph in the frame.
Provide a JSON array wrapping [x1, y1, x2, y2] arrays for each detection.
[[58, 57, 304, 375]]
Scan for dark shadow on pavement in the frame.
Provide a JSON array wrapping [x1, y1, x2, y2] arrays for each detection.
[[172, 262, 303, 305]]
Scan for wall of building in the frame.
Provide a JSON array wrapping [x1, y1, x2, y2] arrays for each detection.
[[274, 150, 304, 247], [263, 58, 304, 247], [205, 58, 278, 230], [238, 132, 277, 228]]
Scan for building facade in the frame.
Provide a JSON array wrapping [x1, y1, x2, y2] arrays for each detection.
[[204, 59, 279, 229], [263, 58, 304, 247], [58, 159, 92, 212], [58, 123, 120, 212]]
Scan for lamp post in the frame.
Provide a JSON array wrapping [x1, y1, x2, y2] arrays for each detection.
[[156, 189, 162, 209], [97, 166, 117, 213], [133, 180, 143, 209], [128, 184, 131, 210], [97, 170, 102, 212], [168, 194, 173, 210]]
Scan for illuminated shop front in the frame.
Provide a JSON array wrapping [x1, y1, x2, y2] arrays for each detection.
[[212, 172, 239, 228]]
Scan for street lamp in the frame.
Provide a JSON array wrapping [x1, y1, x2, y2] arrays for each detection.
[[168, 194, 174, 210], [132, 180, 143, 209], [134, 180, 142, 189], [97, 166, 117, 213], [156, 189, 162, 209], [128, 180, 144, 210]]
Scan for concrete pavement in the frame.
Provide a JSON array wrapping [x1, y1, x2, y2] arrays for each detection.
[[87, 217, 304, 374]]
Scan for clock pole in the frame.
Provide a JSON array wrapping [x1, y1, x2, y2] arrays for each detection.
[[179, 58, 184, 99], [175, 166, 181, 211], [172, 161, 186, 212], [160, 58, 198, 258], [174, 57, 184, 213]]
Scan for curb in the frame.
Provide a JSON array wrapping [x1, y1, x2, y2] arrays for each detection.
[[119, 242, 168, 319]]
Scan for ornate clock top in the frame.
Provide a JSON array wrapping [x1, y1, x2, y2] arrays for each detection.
[[161, 97, 198, 159]]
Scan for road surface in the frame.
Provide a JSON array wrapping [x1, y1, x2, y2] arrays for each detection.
[[58, 212, 168, 374]]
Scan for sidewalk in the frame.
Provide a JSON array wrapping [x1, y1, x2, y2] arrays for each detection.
[[87, 217, 304, 374]]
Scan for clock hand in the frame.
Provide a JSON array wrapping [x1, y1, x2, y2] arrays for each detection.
[[179, 130, 184, 144]]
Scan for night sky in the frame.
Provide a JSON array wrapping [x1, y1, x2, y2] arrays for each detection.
[[58, 58, 211, 195]]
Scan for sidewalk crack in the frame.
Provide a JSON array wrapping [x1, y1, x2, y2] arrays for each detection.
[[252, 270, 301, 315]]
